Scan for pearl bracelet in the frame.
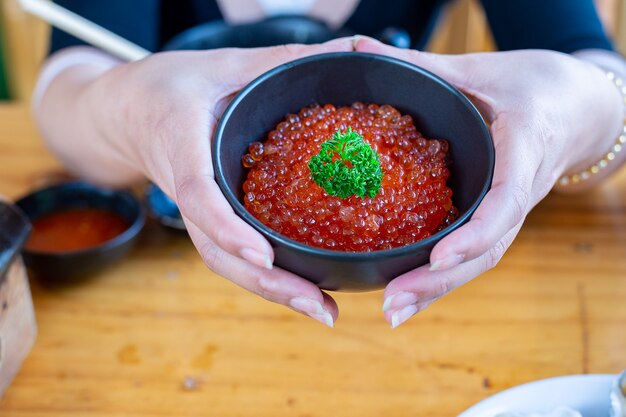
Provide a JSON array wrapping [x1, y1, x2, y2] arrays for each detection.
[[558, 71, 626, 186]]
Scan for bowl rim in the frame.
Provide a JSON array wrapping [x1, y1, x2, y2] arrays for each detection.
[[213, 51, 494, 260], [16, 181, 146, 257]]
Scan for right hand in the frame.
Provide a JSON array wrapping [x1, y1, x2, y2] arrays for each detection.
[[353, 37, 625, 327], [71, 39, 356, 327]]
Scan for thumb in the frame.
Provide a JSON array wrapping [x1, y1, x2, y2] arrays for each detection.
[[227, 37, 357, 88], [354, 36, 476, 91], [354, 36, 497, 121]]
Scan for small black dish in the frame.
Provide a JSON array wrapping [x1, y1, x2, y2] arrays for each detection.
[[145, 183, 185, 231], [15, 182, 145, 283], [213, 52, 494, 292]]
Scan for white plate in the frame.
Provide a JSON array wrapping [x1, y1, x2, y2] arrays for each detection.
[[459, 374, 617, 417]]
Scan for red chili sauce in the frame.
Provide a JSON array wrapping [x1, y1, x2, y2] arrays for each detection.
[[25, 208, 129, 252], [242, 103, 458, 252]]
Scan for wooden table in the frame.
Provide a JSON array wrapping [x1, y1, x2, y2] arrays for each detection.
[[0, 104, 624, 417]]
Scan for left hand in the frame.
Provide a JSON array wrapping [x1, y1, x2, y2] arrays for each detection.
[[354, 37, 625, 327]]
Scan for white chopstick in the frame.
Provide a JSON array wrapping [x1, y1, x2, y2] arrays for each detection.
[[17, 0, 151, 62]]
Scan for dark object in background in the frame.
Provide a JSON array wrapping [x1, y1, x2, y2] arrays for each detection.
[[0, 26, 10, 100], [164, 15, 412, 52], [377, 27, 412, 49], [15, 182, 145, 284], [213, 52, 494, 291], [163, 15, 351, 51], [145, 183, 185, 231], [0, 202, 31, 281]]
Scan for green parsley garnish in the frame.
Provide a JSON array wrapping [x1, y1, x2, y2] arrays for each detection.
[[308, 127, 383, 199]]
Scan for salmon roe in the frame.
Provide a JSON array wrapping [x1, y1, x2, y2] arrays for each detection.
[[242, 102, 458, 252]]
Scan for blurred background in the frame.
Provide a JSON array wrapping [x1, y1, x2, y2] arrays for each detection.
[[0, 0, 625, 102]]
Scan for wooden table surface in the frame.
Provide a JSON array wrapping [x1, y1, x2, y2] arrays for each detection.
[[0, 104, 624, 417]]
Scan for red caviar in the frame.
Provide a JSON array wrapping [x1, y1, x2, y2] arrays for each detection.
[[242, 103, 458, 252]]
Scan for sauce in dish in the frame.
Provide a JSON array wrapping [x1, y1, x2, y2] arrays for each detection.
[[242, 102, 458, 252], [25, 208, 130, 252]]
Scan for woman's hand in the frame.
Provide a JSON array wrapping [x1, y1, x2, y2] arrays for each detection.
[[354, 37, 625, 327], [37, 39, 356, 327]]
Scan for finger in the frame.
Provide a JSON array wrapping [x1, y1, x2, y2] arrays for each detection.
[[354, 36, 514, 123], [186, 222, 337, 328], [165, 110, 275, 270], [353, 36, 501, 122], [428, 116, 544, 270], [353, 36, 479, 90], [223, 37, 357, 89], [210, 37, 360, 150], [382, 222, 523, 328]]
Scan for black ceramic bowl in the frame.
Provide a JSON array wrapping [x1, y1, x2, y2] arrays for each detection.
[[213, 52, 494, 291], [15, 182, 145, 283]]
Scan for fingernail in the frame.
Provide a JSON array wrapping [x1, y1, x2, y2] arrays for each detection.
[[240, 248, 273, 270], [390, 304, 418, 328], [290, 297, 334, 328], [382, 291, 418, 312], [290, 297, 326, 315], [429, 253, 465, 271], [311, 311, 335, 328]]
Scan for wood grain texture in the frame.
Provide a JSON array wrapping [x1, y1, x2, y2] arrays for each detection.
[[1, 0, 49, 101], [427, 0, 495, 54], [0, 105, 624, 416], [0, 258, 37, 398]]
